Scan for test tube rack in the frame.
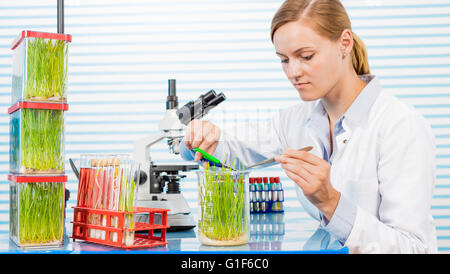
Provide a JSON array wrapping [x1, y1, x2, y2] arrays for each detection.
[[249, 177, 284, 214], [71, 206, 170, 249]]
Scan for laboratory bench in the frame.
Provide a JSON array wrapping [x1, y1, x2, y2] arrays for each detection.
[[0, 207, 348, 254]]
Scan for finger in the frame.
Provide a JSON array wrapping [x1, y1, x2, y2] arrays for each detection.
[[276, 155, 323, 179], [282, 148, 323, 166], [196, 137, 220, 162], [285, 169, 308, 190], [281, 162, 314, 184], [191, 126, 206, 150], [203, 142, 219, 158], [194, 151, 203, 162], [195, 142, 214, 162], [185, 120, 200, 149], [193, 138, 214, 163], [184, 123, 193, 149], [276, 155, 317, 172]]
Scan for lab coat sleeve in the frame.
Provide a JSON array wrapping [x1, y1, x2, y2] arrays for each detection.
[[344, 109, 437, 254], [320, 194, 357, 244]]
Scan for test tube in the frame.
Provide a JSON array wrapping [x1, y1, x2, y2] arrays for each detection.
[[271, 185, 277, 202], [268, 177, 273, 204], [249, 177, 255, 192], [256, 177, 262, 191], [249, 178, 256, 203], [255, 202, 260, 213], [261, 201, 267, 213], [89, 154, 104, 239], [278, 189, 284, 202], [263, 177, 271, 202], [256, 177, 263, 203], [263, 177, 269, 191], [275, 177, 282, 190]]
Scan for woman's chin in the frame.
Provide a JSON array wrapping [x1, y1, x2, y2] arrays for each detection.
[[297, 91, 320, 102]]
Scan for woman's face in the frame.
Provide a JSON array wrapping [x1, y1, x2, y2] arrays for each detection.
[[273, 20, 344, 101]]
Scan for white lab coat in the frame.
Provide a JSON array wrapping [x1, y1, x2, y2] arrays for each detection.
[[209, 78, 437, 254]]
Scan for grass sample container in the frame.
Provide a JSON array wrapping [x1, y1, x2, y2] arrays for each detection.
[[11, 30, 71, 104], [9, 102, 67, 174], [9, 175, 66, 248], [197, 164, 250, 246]]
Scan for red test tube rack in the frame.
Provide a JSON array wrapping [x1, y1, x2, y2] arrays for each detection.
[[71, 206, 170, 249]]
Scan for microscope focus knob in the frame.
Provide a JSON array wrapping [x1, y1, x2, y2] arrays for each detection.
[[137, 170, 147, 185]]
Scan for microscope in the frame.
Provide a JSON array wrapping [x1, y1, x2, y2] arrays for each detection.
[[133, 79, 226, 231]]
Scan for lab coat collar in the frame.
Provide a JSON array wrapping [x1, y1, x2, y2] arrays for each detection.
[[342, 74, 381, 130], [304, 74, 381, 132]]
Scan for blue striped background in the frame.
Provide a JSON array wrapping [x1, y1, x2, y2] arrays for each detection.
[[0, 0, 449, 252]]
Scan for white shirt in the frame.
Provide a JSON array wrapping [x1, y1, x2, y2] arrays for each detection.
[[201, 75, 438, 254]]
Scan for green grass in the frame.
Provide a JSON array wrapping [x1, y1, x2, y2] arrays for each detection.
[[198, 162, 248, 242], [118, 165, 137, 229], [19, 108, 64, 173], [10, 182, 65, 246], [25, 37, 68, 101]]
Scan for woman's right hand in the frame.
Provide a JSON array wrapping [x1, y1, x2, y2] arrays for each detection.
[[184, 119, 221, 162]]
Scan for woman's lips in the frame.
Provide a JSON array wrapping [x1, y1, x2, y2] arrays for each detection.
[[294, 82, 310, 89]]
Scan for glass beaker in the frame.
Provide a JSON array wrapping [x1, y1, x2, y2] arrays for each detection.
[[197, 168, 250, 246]]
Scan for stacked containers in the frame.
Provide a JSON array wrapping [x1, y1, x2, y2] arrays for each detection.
[[8, 31, 71, 248]]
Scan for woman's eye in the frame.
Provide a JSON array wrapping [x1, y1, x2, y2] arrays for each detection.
[[281, 59, 289, 64], [302, 54, 314, 61]]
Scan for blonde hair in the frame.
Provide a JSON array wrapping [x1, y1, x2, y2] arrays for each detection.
[[270, 0, 370, 75]]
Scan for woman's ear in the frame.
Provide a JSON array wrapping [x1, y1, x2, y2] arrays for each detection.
[[339, 29, 353, 58]]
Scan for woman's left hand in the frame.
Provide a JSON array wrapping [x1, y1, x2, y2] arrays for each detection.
[[275, 148, 341, 221]]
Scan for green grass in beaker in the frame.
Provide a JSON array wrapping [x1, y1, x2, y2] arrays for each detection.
[[199, 162, 247, 242]]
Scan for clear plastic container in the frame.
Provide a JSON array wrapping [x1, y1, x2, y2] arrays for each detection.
[[9, 175, 66, 248], [197, 168, 250, 246], [76, 154, 139, 246], [11, 30, 72, 104], [9, 102, 67, 174]]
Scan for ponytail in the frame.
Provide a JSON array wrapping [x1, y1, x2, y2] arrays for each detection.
[[351, 32, 370, 75]]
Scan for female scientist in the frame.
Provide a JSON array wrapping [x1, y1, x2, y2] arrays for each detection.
[[180, 0, 437, 253]]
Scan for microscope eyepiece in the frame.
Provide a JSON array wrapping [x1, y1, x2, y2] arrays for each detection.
[[202, 89, 217, 103], [176, 89, 226, 125], [166, 79, 178, 109], [206, 93, 226, 108]]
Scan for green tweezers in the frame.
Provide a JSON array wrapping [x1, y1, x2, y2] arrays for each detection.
[[193, 147, 233, 170]]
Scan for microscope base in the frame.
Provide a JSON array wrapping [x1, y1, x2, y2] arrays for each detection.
[[136, 212, 195, 232], [136, 195, 196, 231]]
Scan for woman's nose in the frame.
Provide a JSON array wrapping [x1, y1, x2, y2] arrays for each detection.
[[286, 59, 303, 80]]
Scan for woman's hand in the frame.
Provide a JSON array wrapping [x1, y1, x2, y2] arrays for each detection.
[[275, 148, 340, 221], [184, 119, 221, 162]]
